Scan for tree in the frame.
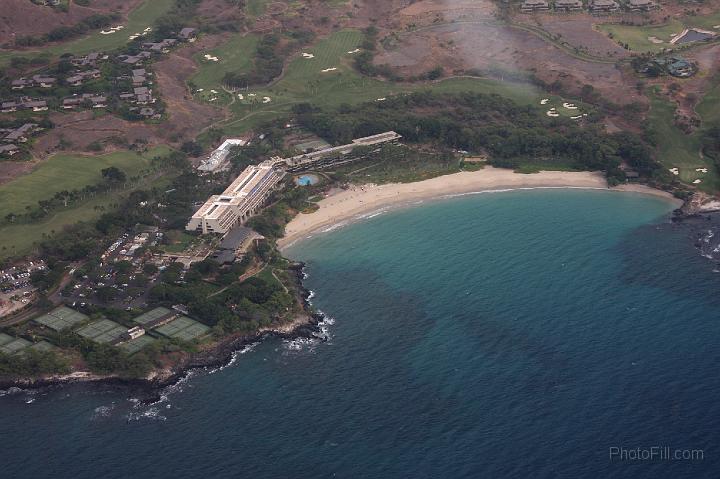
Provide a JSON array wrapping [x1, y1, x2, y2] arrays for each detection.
[[101, 167, 127, 184]]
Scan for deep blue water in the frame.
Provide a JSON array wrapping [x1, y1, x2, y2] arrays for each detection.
[[2, 189, 719, 478]]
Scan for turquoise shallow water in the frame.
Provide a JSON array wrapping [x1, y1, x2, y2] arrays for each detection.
[[1, 189, 719, 478]]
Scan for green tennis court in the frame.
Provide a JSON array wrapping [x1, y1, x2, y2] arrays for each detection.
[[133, 307, 175, 326], [155, 316, 210, 341], [33, 306, 89, 331], [0, 337, 31, 355], [120, 335, 156, 355], [76, 319, 127, 344]]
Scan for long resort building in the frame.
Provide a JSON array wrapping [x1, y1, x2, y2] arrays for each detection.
[[187, 163, 285, 234]]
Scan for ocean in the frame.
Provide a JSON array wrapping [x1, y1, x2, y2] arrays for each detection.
[[1, 189, 719, 478]]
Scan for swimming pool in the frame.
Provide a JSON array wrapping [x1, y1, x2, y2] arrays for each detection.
[[295, 174, 320, 186]]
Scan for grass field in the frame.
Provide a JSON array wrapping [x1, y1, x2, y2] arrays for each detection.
[[213, 30, 541, 137], [696, 77, 720, 126], [598, 14, 720, 54], [598, 20, 685, 53], [0, 145, 171, 258], [0, 0, 175, 67], [190, 34, 259, 106], [646, 89, 718, 191], [0, 146, 171, 219]]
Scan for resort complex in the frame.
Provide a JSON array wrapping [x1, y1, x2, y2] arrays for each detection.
[[188, 132, 402, 234]]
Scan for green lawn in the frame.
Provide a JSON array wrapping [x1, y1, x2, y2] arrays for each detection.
[[214, 30, 542, 137], [646, 89, 718, 191], [190, 34, 259, 106], [0, 0, 175, 66], [696, 77, 720, 126], [598, 20, 685, 53], [0, 145, 171, 220], [598, 13, 720, 54]]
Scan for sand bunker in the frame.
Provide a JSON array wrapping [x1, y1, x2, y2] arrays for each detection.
[[571, 115, 583, 120], [263, 96, 272, 103], [302, 53, 315, 59], [669, 167, 680, 175], [540, 98, 549, 105], [376, 98, 387, 101], [648, 36, 664, 44], [563, 102, 578, 110], [321, 67, 338, 73], [204, 54, 220, 62], [546, 110, 560, 117], [238, 94, 244, 100], [693, 179, 703, 184], [347, 49, 361, 54], [696, 168, 708, 173]]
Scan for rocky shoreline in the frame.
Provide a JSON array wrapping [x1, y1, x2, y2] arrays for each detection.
[[0, 263, 326, 396]]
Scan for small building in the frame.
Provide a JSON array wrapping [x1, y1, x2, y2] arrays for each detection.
[[65, 69, 101, 87], [667, 58, 695, 77], [210, 226, 264, 264], [521, 0, 550, 12], [31, 75, 57, 88], [3, 123, 37, 143], [198, 139, 246, 173], [124, 326, 146, 341], [589, 0, 619, 12], [0, 144, 20, 157], [10, 78, 33, 90], [179, 28, 197, 41], [626, 0, 657, 11], [554, 0, 583, 11]]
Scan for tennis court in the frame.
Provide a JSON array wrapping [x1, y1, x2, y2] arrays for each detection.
[[155, 316, 210, 341], [0, 337, 31, 355], [33, 306, 89, 331], [0, 333, 13, 346], [120, 335, 156, 355], [133, 307, 175, 327], [76, 319, 127, 344]]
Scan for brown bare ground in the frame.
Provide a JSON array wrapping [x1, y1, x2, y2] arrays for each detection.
[[376, 21, 644, 104], [0, 161, 34, 186], [0, 0, 143, 45]]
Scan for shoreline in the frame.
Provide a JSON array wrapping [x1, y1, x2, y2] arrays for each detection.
[[0, 264, 326, 396], [278, 167, 682, 251]]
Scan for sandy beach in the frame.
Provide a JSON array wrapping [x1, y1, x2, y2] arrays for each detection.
[[278, 167, 681, 250]]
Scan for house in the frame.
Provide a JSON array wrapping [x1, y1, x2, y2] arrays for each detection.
[[554, 0, 583, 11], [118, 52, 152, 65], [1, 101, 19, 113], [62, 97, 83, 109], [626, 0, 657, 10], [141, 39, 178, 53], [25, 99, 48, 111], [10, 78, 33, 90], [71, 52, 107, 67], [31, 75, 57, 88], [131, 68, 148, 86], [3, 123, 37, 143], [521, 0, 550, 12], [65, 69, 101, 87], [667, 58, 695, 77], [589, 0, 619, 12], [179, 28, 197, 41], [0, 144, 20, 157]]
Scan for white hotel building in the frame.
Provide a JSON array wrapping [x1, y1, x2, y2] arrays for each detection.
[[186, 163, 285, 234]]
